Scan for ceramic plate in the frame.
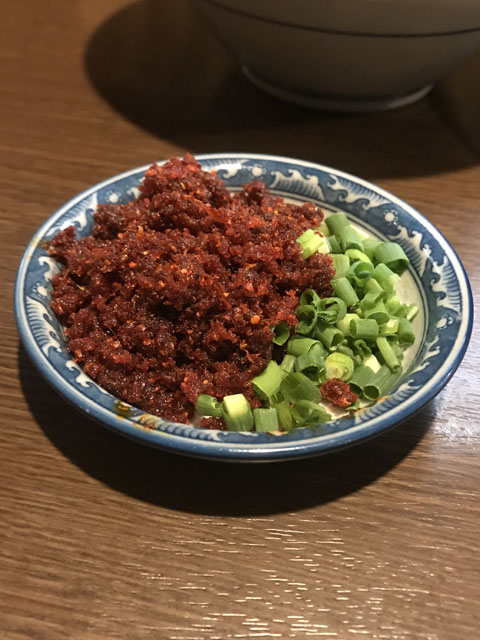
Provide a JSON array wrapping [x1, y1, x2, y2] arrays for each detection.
[[14, 154, 473, 461]]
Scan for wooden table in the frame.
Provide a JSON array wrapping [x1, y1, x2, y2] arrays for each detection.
[[2, 1, 479, 638]]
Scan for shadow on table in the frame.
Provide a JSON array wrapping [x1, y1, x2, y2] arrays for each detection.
[[83, 0, 479, 178], [19, 345, 434, 517]]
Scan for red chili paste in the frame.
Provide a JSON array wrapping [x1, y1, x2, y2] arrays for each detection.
[[50, 154, 335, 424], [320, 379, 358, 408]]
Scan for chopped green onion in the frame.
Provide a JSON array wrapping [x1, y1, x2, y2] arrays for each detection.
[[364, 302, 390, 325], [252, 361, 283, 400], [316, 221, 330, 236], [380, 318, 399, 336], [273, 400, 295, 431], [350, 317, 379, 340], [253, 408, 279, 432], [365, 277, 385, 295], [316, 297, 347, 324], [353, 339, 372, 359], [317, 236, 331, 254], [294, 343, 326, 383], [398, 318, 415, 345], [291, 400, 332, 426], [336, 312, 360, 337], [280, 372, 322, 404], [373, 242, 409, 274], [406, 304, 419, 321], [272, 321, 290, 345], [360, 290, 386, 311], [385, 294, 402, 314], [338, 225, 364, 252], [325, 352, 354, 381], [287, 336, 322, 357], [299, 288, 321, 308], [296, 304, 317, 335], [348, 260, 374, 288], [336, 342, 355, 359], [349, 365, 376, 394], [297, 229, 323, 258], [376, 336, 401, 371], [374, 263, 400, 292], [222, 394, 254, 431], [332, 253, 350, 279], [327, 235, 342, 253], [279, 354, 296, 374], [363, 365, 399, 401], [363, 354, 382, 373], [325, 212, 349, 236], [332, 277, 359, 307], [316, 323, 345, 351], [362, 238, 382, 260], [345, 248, 372, 264], [195, 394, 223, 418]]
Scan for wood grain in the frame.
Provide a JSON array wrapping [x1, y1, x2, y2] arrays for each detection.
[[1, 1, 479, 638]]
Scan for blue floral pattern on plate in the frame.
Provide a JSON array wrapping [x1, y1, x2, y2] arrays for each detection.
[[14, 154, 473, 461]]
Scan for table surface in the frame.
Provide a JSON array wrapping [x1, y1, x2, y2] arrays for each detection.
[[2, 1, 479, 638]]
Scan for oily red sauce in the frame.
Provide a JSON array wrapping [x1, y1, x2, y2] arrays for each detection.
[[320, 379, 358, 408], [50, 154, 334, 424]]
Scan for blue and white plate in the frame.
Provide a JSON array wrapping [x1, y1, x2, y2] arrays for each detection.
[[14, 154, 473, 461]]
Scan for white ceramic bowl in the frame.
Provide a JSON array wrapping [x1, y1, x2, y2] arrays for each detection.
[[192, 0, 480, 111]]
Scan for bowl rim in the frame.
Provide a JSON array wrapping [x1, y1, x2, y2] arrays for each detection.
[[14, 152, 474, 461]]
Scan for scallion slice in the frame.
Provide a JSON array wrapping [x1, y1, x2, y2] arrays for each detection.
[[363, 354, 382, 373], [280, 372, 323, 404], [273, 399, 295, 431], [325, 212, 349, 236], [406, 304, 419, 321], [345, 248, 372, 264], [373, 242, 409, 274], [253, 407, 279, 432], [272, 321, 290, 345], [296, 304, 318, 335], [349, 365, 376, 394], [195, 394, 223, 418], [299, 288, 321, 308], [336, 312, 360, 337], [348, 260, 374, 288], [376, 336, 401, 371], [294, 343, 326, 383], [252, 361, 283, 400], [316, 323, 344, 351], [350, 317, 379, 340], [363, 365, 399, 401], [365, 277, 385, 295], [364, 302, 390, 325], [338, 225, 364, 252], [222, 394, 254, 431], [291, 399, 332, 426], [353, 339, 372, 359], [297, 229, 323, 258], [287, 336, 322, 357], [325, 352, 354, 381], [380, 318, 400, 336], [280, 354, 296, 374], [398, 317, 415, 345], [374, 263, 400, 292], [362, 238, 382, 260], [332, 253, 350, 279], [328, 235, 342, 253], [332, 277, 359, 307], [317, 297, 347, 324]]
